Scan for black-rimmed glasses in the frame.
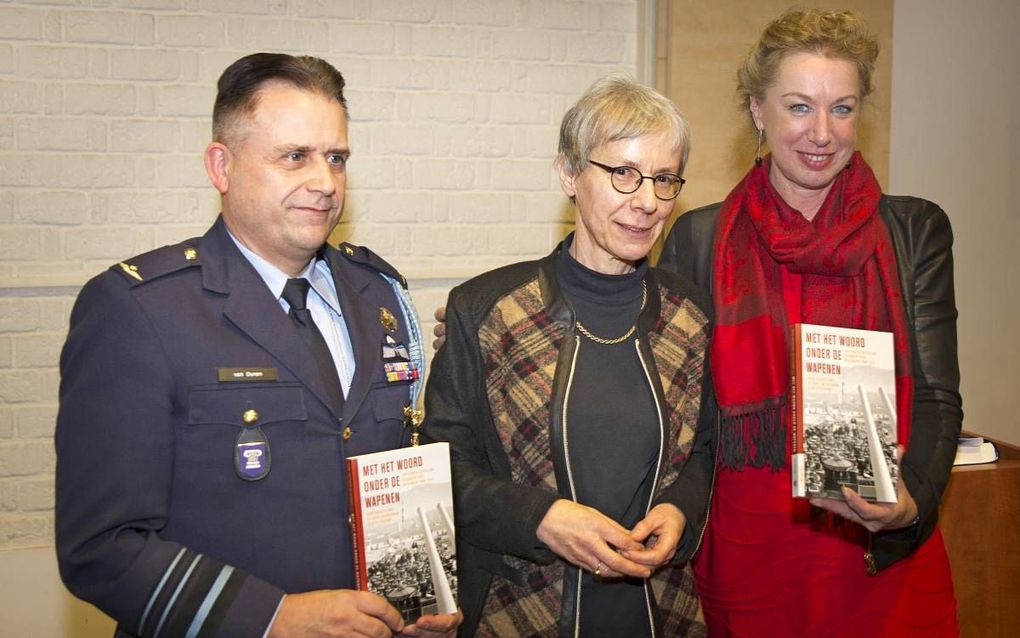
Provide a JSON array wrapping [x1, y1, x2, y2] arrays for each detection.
[[587, 159, 685, 200]]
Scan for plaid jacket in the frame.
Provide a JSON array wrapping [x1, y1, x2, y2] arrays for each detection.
[[423, 242, 716, 637]]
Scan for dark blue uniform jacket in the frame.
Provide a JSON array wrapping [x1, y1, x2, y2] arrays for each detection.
[[55, 216, 418, 637]]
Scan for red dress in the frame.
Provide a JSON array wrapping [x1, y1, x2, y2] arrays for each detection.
[[693, 270, 958, 637]]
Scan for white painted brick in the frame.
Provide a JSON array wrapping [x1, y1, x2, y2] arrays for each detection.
[[106, 191, 211, 225], [155, 154, 214, 188], [516, 192, 570, 223], [15, 406, 57, 440], [62, 227, 141, 260], [370, 0, 451, 24], [411, 27, 477, 58], [345, 157, 397, 190], [0, 441, 55, 476], [0, 482, 14, 510], [489, 92, 551, 124], [65, 10, 155, 45], [345, 191, 432, 224], [448, 192, 512, 223], [197, 0, 271, 14], [567, 32, 630, 64], [535, 1, 598, 30], [63, 83, 137, 116], [0, 81, 44, 114], [109, 48, 182, 81], [493, 30, 552, 61], [0, 228, 43, 261], [0, 154, 134, 188], [449, 0, 515, 27], [150, 224, 209, 249], [226, 17, 330, 51], [512, 125, 559, 158], [601, 3, 638, 32], [152, 84, 215, 117], [39, 299, 73, 332], [0, 337, 11, 368], [328, 22, 395, 54], [443, 125, 516, 158], [411, 92, 476, 123], [16, 117, 107, 152], [370, 59, 437, 89], [0, 372, 50, 404], [0, 44, 11, 73], [0, 7, 46, 40], [96, 0, 186, 9], [181, 120, 212, 153], [523, 64, 611, 94], [0, 191, 10, 224], [488, 160, 556, 191], [372, 125, 434, 156], [18, 46, 91, 79], [17, 478, 54, 512], [0, 514, 51, 547], [437, 61, 512, 92], [346, 90, 396, 122], [155, 14, 227, 47], [290, 0, 356, 19], [0, 118, 12, 153], [14, 192, 89, 226], [0, 301, 42, 334], [12, 334, 63, 370], [412, 159, 475, 190], [110, 119, 181, 153]]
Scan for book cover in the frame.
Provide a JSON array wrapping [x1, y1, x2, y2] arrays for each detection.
[[791, 324, 899, 503], [346, 442, 457, 623]]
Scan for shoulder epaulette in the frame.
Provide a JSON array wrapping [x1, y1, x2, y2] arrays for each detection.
[[335, 242, 407, 288], [110, 242, 202, 286]]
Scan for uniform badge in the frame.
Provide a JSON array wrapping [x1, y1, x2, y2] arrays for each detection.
[[379, 306, 398, 333], [382, 334, 419, 383], [234, 408, 271, 481]]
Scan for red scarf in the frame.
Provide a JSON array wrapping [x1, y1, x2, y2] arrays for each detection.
[[711, 151, 914, 469]]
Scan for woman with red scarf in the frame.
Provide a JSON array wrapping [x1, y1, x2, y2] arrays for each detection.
[[659, 9, 961, 637]]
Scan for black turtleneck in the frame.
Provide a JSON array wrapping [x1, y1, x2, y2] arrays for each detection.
[[556, 241, 660, 637]]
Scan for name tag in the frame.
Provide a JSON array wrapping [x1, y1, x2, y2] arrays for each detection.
[[217, 367, 279, 382]]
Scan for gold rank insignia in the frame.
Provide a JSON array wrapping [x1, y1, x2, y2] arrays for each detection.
[[379, 306, 398, 333], [183, 247, 198, 261], [118, 262, 143, 281], [343, 245, 355, 257]]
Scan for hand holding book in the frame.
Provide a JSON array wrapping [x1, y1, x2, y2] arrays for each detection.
[[809, 445, 920, 532]]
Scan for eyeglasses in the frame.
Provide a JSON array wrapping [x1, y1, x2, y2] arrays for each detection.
[[587, 159, 685, 201]]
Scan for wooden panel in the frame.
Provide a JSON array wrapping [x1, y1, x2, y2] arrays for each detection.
[[941, 435, 1020, 637], [657, 0, 892, 217]]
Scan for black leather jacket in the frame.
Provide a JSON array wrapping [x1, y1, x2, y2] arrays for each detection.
[[658, 195, 962, 572]]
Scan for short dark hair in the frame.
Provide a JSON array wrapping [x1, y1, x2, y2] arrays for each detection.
[[212, 52, 348, 144]]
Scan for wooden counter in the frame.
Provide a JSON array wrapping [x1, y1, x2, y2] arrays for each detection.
[[940, 433, 1020, 637]]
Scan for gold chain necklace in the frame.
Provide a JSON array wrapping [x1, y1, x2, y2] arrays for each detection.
[[574, 281, 647, 345]]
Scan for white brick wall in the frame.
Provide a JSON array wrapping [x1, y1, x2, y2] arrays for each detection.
[[0, 0, 644, 550]]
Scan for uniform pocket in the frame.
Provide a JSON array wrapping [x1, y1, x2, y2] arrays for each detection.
[[188, 383, 308, 427]]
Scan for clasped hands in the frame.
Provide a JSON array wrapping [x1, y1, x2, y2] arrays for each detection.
[[536, 499, 686, 579]]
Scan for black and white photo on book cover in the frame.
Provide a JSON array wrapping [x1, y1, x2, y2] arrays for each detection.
[[347, 442, 457, 623], [791, 324, 899, 503]]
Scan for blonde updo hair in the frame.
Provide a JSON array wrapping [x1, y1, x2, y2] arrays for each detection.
[[558, 75, 690, 177], [738, 9, 879, 107]]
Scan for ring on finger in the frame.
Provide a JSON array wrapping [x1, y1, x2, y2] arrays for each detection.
[[593, 560, 603, 576]]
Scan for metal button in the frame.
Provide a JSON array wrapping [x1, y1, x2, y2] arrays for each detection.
[[242, 409, 259, 424], [183, 247, 198, 261], [342, 426, 352, 441]]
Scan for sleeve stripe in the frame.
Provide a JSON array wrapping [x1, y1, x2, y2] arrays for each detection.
[[152, 552, 202, 638], [138, 547, 187, 634], [184, 566, 234, 638]]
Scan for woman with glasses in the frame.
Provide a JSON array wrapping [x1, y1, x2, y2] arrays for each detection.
[[422, 75, 716, 637], [659, 9, 960, 636]]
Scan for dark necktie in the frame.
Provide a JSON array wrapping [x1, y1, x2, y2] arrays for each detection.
[[281, 278, 344, 413]]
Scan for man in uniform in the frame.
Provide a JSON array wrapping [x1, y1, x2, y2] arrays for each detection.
[[55, 53, 459, 638]]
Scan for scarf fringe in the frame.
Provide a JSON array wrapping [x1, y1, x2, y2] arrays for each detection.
[[720, 406, 787, 471]]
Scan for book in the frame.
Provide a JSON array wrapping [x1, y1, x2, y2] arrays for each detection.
[[953, 436, 999, 466], [791, 324, 899, 503], [346, 442, 457, 623]]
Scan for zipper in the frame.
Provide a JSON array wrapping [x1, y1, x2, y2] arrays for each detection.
[[634, 338, 664, 638], [561, 335, 583, 638]]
